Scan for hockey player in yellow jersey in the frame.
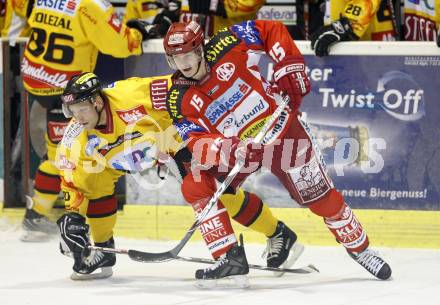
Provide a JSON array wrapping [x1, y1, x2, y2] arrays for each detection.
[[55, 72, 303, 280], [311, 0, 398, 56], [19, 0, 158, 242], [0, 0, 5, 30], [1, 0, 32, 45], [123, 0, 264, 37], [182, 0, 265, 36]]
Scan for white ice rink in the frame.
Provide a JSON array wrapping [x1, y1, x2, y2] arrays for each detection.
[[1, 223, 439, 305]]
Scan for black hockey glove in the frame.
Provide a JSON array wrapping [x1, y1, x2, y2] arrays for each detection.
[[57, 213, 91, 260], [151, 1, 181, 37], [188, 0, 227, 18], [126, 19, 158, 40], [310, 17, 358, 57]]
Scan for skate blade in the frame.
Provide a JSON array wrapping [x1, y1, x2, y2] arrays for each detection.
[[274, 242, 305, 277], [20, 231, 52, 243], [195, 275, 250, 289], [70, 267, 113, 281]]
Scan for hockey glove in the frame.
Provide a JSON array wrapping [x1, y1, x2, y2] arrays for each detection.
[[310, 17, 358, 57], [188, 0, 227, 17], [222, 136, 264, 170], [151, 1, 181, 37], [126, 19, 158, 40], [57, 213, 91, 261], [273, 55, 311, 112]]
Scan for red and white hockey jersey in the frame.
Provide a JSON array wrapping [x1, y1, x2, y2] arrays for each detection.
[[166, 20, 302, 154]]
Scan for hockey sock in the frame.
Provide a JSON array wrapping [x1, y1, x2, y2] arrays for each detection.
[[221, 189, 278, 237], [87, 195, 118, 243], [192, 198, 237, 258], [323, 203, 369, 253], [32, 166, 61, 215]]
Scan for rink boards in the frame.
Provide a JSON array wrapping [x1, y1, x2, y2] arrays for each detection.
[[1, 204, 439, 249]]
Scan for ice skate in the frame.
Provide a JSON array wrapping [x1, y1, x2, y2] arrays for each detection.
[[195, 235, 249, 289], [263, 221, 304, 277], [348, 248, 392, 280], [21, 208, 58, 242], [71, 238, 116, 281]]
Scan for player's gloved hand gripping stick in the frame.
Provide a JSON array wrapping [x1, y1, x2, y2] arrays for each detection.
[[90, 93, 292, 262]]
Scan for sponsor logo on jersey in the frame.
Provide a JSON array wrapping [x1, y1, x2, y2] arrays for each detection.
[[231, 20, 263, 46], [61, 121, 84, 148], [204, 78, 251, 125], [288, 158, 331, 203], [150, 79, 168, 110], [85, 135, 101, 156], [58, 154, 76, 170], [167, 88, 183, 119], [262, 109, 290, 145], [240, 117, 267, 140], [216, 62, 235, 82], [47, 121, 69, 142], [79, 6, 97, 24], [116, 105, 148, 125], [21, 57, 80, 89], [257, 5, 297, 25], [109, 141, 157, 172], [35, 0, 78, 16], [175, 119, 205, 141], [404, 13, 437, 41], [216, 91, 269, 136], [205, 30, 239, 64], [98, 131, 143, 156], [108, 13, 122, 33]]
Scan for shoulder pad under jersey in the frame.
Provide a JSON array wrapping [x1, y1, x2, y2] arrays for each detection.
[[204, 28, 240, 67], [166, 83, 190, 120]]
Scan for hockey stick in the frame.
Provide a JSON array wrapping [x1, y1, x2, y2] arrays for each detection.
[[89, 245, 319, 274], [113, 94, 291, 263]]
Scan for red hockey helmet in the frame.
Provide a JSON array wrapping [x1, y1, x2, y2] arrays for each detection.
[[163, 21, 204, 69]]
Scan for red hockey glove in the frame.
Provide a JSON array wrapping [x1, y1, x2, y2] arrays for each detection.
[[224, 137, 264, 169], [273, 56, 311, 112]]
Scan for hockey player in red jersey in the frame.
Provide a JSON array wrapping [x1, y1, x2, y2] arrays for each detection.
[[164, 20, 392, 284]]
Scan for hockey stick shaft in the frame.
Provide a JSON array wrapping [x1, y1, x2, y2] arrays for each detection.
[[107, 94, 291, 262], [89, 245, 319, 274], [176, 255, 319, 274], [194, 93, 290, 227], [170, 93, 290, 256]]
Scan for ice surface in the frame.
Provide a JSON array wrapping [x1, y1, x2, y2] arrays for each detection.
[[0, 222, 439, 305]]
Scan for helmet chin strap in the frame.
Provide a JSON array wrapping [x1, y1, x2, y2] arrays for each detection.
[[93, 97, 106, 129], [188, 55, 205, 79]]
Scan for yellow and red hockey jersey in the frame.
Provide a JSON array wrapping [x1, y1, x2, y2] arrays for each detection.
[[404, 0, 440, 41], [325, 0, 397, 40], [22, 0, 144, 97], [57, 76, 182, 211]]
